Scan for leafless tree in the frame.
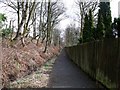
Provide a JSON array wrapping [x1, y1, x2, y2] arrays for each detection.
[[75, 0, 98, 41], [42, 0, 65, 53], [1, 0, 65, 49], [65, 24, 79, 46], [2, 0, 39, 46]]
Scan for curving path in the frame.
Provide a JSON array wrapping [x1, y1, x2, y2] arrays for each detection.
[[48, 49, 103, 88], [8, 49, 104, 88]]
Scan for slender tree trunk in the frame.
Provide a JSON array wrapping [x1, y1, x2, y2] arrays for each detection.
[[43, 0, 51, 53], [36, 2, 43, 45], [10, 20, 14, 41], [33, 12, 36, 39], [13, 1, 20, 40]]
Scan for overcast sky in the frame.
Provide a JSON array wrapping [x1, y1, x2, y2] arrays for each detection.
[[59, 0, 120, 30], [0, 0, 120, 30]]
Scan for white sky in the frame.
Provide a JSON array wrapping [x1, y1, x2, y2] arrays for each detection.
[[0, 0, 120, 30], [59, 0, 120, 30]]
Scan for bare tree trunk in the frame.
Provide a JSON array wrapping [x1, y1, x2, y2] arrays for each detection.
[[13, 1, 20, 40], [10, 20, 14, 41], [43, 0, 51, 53], [36, 2, 43, 45], [33, 12, 36, 39], [41, 34, 46, 43], [36, 36, 40, 45], [21, 1, 29, 47]]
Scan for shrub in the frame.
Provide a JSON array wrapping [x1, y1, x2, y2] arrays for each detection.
[[0, 28, 12, 38]]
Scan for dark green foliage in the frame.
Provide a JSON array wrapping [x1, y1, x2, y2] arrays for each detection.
[[92, 27, 97, 40], [1, 28, 12, 38], [88, 9, 94, 40], [0, 13, 7, 29], [78, 38, 82, 44], [81, 1, 113, 43], [83, 9, 94, 43], [0, 13, 12, 38], [112, 17, 120, 37], [99, 1, 113, 38], [112, 18, 118, 29], [83, 14, 89, 42], [117, 18, 120, 37], [0, 13, 6, 23], [96, 9, 105, 39]]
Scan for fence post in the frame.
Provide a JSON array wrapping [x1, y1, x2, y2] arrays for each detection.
[[118, 38, 120, 90]]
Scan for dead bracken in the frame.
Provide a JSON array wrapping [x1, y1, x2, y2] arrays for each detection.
[[2, 38, 60, 88]]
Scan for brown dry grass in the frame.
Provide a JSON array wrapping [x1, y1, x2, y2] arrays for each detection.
[[1, 38, 60, 87]]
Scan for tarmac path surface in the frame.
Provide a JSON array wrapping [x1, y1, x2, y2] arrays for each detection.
[[49, 49, 102, 88]]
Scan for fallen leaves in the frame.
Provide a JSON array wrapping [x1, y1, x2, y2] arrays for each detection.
[[2, 38, 60, 88]]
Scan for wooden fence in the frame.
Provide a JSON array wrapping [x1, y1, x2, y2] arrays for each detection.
[[65, 38, 120, 89]]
